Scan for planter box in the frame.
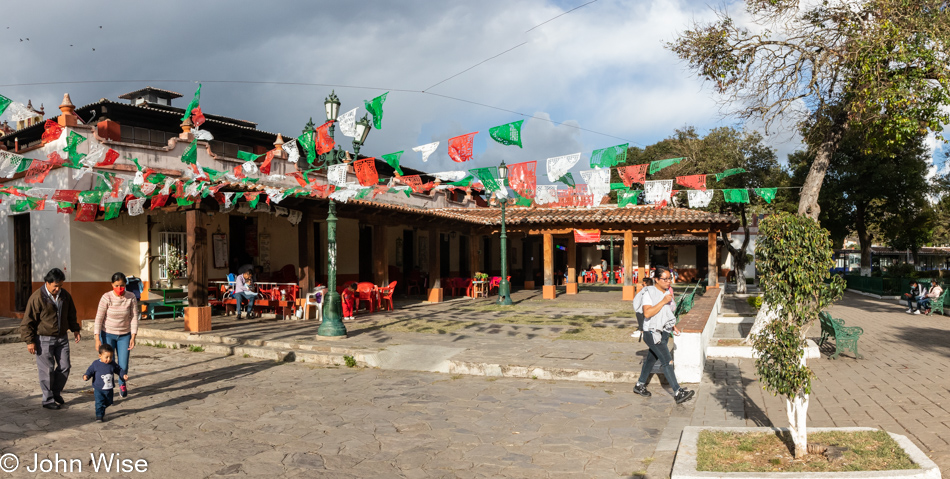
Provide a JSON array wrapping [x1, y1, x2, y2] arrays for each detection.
[[672, 426, 940, 479]]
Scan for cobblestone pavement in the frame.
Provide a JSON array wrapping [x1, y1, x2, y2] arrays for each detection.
[[691, 291, 950, 471], [0, 337, 694, 478]]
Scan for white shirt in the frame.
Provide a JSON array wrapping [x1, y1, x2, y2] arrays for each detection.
[[640, 285, 676, 333]]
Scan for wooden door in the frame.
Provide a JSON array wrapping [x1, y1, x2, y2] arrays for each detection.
[[14, 214, 32, 311]]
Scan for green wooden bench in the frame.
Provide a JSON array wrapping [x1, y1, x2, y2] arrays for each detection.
[[818, 311, 864, 359], [674, 291, 696, 321], [926, 286, 948, 316], [143, 288, 188, 320]]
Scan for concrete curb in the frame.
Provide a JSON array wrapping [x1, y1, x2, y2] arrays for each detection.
[[846, 289, 901, 301], [89, 322, 650, 382], [672, 426, 940, 479], [706, 339, 821, 360]]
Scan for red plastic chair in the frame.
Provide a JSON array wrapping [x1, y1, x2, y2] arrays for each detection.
[[489, 277, 501, 294], [378, 281, 397, 311], [356, 282, 377, 313], [459, 278, 472, 297]]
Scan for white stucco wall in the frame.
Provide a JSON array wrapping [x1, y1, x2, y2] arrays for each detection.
[[677, 245, 697, 269], [0, 215, 14, 282], [32, 210, 72, 282], [69, 213, 144, 282], [336, 217, 360, 275]]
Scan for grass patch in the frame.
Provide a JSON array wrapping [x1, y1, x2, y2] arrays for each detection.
[[187, 345, 205, 352], [148, 341, 168, 349], [343, 355, 357, 368], [697, 430, 919, 473]]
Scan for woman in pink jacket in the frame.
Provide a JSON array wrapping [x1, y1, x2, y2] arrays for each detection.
[[94, 272, 138, 398]]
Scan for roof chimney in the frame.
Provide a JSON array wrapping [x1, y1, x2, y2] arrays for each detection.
[[273, 133, 286, 159], [58, 93, 78, 127]]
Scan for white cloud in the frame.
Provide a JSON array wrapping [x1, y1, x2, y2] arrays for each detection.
[[0, 0, 825, 183]]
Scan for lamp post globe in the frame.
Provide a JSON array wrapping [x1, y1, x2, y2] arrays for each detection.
[[497, 161, 513, 305], [324, 91, 341, 122]]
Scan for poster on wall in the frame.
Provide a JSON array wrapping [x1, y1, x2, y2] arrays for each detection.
[[212, 234, 228, 269]]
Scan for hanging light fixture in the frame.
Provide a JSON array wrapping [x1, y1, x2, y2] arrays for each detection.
[[324, 91, 341, 122], [355, 114, 372, 145]]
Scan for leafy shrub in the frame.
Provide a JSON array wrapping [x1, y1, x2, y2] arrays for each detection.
[[747, 296, 763, 310]]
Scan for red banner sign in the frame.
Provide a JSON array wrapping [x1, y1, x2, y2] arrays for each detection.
[[574, 229, 601, 243]]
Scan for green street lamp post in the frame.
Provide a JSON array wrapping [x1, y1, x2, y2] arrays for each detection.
[[496, 161, 513, 305], [608, 236, 616, 285], [317, 91, 372, 338]]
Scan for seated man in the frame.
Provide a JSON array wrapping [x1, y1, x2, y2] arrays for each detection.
[[920, 280, 943, 314], [905, 280, 927, 315], [233, 270, 259, 319]]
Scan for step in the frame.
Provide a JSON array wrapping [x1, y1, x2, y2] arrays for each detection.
[[706, 339, 820, 359], [0, 327, 19, 344]]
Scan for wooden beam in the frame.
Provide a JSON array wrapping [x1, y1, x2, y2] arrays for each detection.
[[623, 231, 633, 286], [543, 233, 555, 299], [186, 209, 208, 307], [428, 228, 442, 302], [638, 234, 647, 286], [297, 212, 315, 292], [470, 231, 480, 276], [565, 234, 577, 294], [373, 225, 389, 286], [708, 231, 719, 287]]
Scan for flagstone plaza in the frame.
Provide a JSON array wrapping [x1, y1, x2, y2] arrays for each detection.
[[1, 290, 948, 478]]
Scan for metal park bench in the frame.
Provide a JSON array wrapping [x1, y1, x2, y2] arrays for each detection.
[[142, 288, 188, 320], [818, 311, 864, 359], [926, 286, 948, 317]]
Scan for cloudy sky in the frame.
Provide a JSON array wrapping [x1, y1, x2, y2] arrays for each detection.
[[1, 0, 819, 180]]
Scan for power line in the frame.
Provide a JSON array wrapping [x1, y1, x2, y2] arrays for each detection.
[[423, 41, 529, 92], [525, 0, 601, 33]]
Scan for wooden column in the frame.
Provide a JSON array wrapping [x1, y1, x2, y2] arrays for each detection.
[[470, 232, 480, 273], [427, 229, 442, 302], [566, 235, 578, 294], [638, 234, 647, 287], [184, 209, 210, 332], [373, 224, 388, 286], [523, 236, 536, 289], [623, 231, 635, 300], [543, 233, 556, 299], [297, 212, 315, 293], [708, 231, 719, 287]]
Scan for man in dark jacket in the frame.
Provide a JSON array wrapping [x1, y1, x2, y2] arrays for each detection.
[[19, 268, 82, 409]]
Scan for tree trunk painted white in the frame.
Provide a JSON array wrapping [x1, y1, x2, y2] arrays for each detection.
[[742, 302, 780, 345], [785, 355, 810, 457]]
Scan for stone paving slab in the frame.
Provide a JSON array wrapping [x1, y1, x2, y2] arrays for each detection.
[[692, 291, 950, 472], [86, 289, 655, 385], [0, 336, 693, 478]]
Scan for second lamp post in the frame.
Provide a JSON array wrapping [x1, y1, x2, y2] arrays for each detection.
[[496, 161, 513, 306], [316, 91, 372, 339]]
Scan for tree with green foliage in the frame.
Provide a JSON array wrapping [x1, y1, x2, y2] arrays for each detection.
[[623, 127, 792, 292], [790, 133, 932, 275], [755, 213, 845, 457], [669, 0, 950, 221]]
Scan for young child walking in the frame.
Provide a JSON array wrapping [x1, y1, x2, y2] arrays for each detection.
[[82, 344, 128, 422], [341, 283, 358, 320]]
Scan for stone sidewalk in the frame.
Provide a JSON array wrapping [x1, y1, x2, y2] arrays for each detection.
[[690, 291, 950, 471], [0, 333, 693, 478], [62, 289, 657, 384]]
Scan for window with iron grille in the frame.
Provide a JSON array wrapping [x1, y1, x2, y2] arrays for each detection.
[[158, 232, 187, 280]]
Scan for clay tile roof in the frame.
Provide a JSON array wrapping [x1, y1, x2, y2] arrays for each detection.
[[428, 206, 738, 227], [118, 87, 184, 100]]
